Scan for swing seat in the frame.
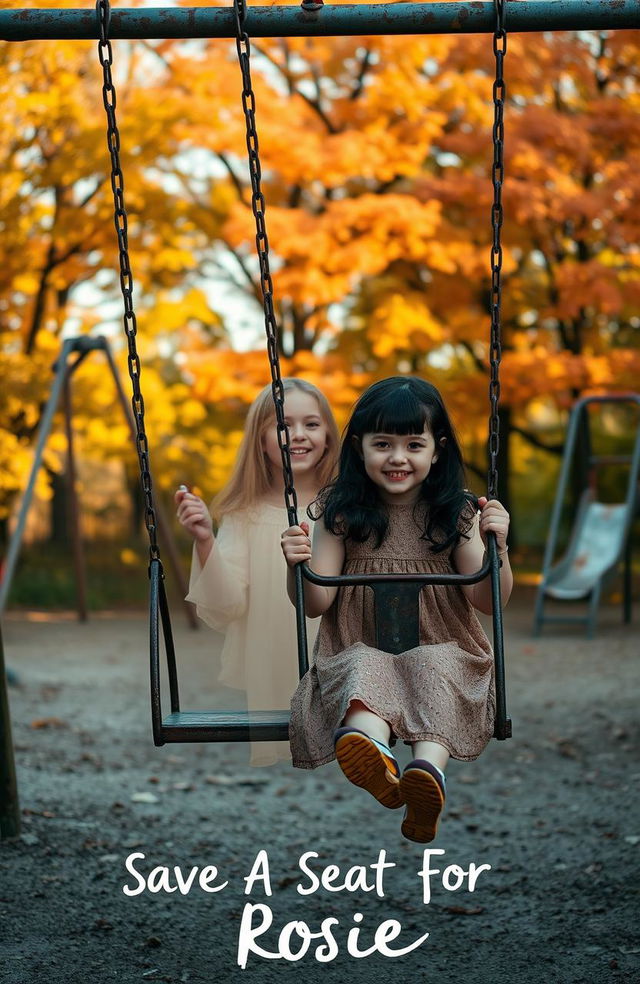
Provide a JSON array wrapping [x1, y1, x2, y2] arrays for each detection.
[[150, 561, 294, 745], [150, 551, 512, 746], [159, 710, 290, 744]]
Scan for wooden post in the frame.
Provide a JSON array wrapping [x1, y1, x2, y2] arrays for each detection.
[[64, 369, 88, 622], [0, 622, 20, 839]]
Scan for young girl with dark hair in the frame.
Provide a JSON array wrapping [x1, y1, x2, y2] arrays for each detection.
[[281, 376, 512, 841]]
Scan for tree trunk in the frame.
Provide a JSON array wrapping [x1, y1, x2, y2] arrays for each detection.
[[496, 406, 516, 550], [48, 468, 68, 545], [126, 468, 145, 539]]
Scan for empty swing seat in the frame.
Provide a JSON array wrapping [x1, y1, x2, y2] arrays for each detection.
[[160, 710, 290, 744]]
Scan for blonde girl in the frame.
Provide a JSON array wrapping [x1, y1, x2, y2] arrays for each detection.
[[176, 378, 339, 766]]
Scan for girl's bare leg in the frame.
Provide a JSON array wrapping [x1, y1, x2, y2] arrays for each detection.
[[401, 743, 448, 844], [342, 699, 391, 746], [411, 740, 450, 773], [336, 700, 403, 809]]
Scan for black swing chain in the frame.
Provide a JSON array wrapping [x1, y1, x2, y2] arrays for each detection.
[[488, 0, 506, 502], [96, 0, 161, 568], [233, 0, 299, 528], [96, 0, 502, 538]]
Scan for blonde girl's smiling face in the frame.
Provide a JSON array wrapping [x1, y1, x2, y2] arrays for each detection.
[[358, 428, 442, 504], [261, 389, 329, 478]]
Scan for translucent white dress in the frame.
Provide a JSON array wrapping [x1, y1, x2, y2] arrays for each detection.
[[186, 503, 318, 766]]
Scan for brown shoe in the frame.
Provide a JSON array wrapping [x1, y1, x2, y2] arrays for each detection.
[[399, 759, 446, 843], [334, 727, 404, 809]]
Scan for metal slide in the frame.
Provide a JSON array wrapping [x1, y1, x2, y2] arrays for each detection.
[[533, 395, 640, 638]]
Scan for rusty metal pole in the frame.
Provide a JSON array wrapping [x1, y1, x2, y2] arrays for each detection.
[[0, 623, 20, 839], [2, 2, 639, 40]]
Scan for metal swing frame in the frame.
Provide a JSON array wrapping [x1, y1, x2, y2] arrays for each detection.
[[3, 3, 639, 40], [90, 0, 518, 746], [0, 335, 197, 628]]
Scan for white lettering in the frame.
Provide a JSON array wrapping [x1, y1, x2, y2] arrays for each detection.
[[244, 850, 272, 897], [122, 852, 147, 897]]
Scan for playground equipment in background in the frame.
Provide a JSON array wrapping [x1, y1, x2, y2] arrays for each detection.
[[0, 336, 196, 628], [533, 394, 640, 638]]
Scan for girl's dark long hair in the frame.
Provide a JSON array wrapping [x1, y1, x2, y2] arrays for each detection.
[[311, 376, 475, 552]]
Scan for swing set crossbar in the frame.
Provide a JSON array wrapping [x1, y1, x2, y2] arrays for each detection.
[[1, 1, 638, 42]]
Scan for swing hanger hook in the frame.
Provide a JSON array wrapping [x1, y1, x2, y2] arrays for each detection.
[[494, 0, 507, 55], [96, 0, 111, 45], [300, 0, 325, 12]]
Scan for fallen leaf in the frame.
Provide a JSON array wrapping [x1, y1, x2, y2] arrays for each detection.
[[278, 876, 298, 889], [443, 905, 484, 915], [30, 717, 68, 730], [92, 918, 114, 932], [204, 774, 268, 786], [556, 739, 580, 759], [131, 792, 159, 804]]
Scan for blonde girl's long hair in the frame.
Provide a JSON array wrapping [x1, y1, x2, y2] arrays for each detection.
[[211, 378, 339, 521]]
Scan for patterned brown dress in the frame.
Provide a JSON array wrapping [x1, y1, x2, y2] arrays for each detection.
[[289, 501, 495, 769]]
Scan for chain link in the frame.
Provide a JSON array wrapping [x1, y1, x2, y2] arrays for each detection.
[[233, 0, 299, 527], [96, 0, 161, 566], [488, 0, 506, 500]]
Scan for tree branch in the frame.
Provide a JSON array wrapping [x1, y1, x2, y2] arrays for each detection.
[[460, 340, 488, 374], [511, 424, 564, 455], [251, 41, 338, 134], [216, 153, 247, 204], [350, 48, 372, 101]]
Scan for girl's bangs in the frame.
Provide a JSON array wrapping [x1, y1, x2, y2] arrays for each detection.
[[360, 389, 432, 435]]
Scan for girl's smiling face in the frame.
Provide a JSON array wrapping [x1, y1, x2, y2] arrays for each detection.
[[358, 428, 442, 504], [262, 389, 329, 476]]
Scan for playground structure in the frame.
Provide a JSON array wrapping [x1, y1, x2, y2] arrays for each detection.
[[0, 336, 197, 627], [1, 1, 639, 841], [533, 395, 640, 638]]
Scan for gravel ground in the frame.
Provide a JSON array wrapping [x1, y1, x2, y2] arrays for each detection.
[[1, 588, 639, 984]]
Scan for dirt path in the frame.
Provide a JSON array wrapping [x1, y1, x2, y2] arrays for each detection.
[[1, 590, 638, 984]]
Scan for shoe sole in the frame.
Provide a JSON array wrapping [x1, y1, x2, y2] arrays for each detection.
[[400, 767, 445, 843], [334, 732, 403, 809]]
